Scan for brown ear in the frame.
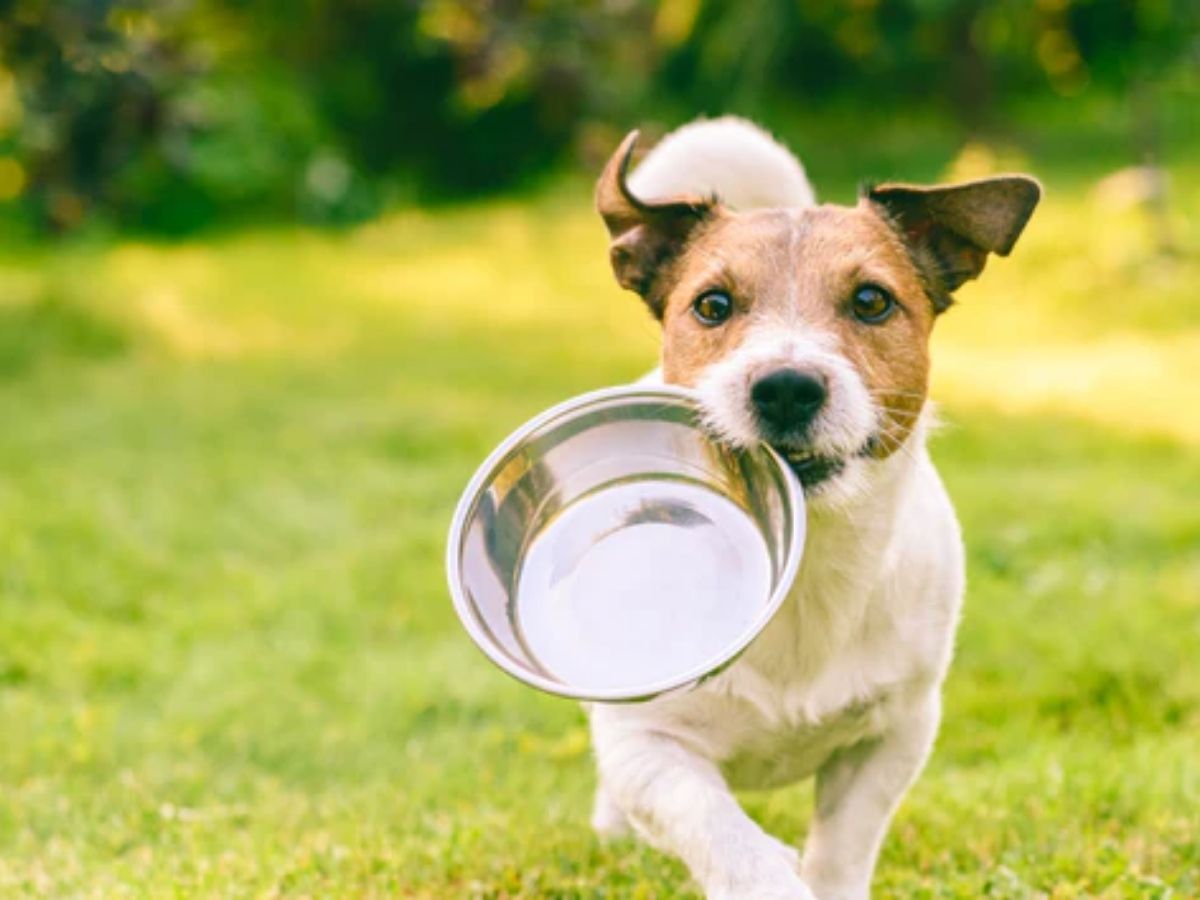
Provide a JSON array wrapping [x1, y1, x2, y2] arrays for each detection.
[[596, 130, 716, 318], [868, 175, 1041, 311]]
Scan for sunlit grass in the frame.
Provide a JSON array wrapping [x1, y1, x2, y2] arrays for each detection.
[[0, 141, 1197, 895]]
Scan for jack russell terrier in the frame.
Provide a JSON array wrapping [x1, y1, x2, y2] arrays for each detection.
[[586, 118, 1040, 899]]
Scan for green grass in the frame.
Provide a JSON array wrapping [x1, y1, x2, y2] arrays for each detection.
[[1, 119, 1199, 896]]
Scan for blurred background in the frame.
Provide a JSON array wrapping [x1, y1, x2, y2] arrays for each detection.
[[1, 1, 1197, 896], [0, 0, 1196, 232]]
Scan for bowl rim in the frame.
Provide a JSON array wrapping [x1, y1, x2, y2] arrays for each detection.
[[444, 383, 805, 703]]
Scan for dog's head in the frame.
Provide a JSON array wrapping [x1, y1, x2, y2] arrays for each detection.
[[597, 131, 1040, 508]]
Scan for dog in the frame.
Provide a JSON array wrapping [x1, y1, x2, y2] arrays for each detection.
[[586, 117, 1040, 899]]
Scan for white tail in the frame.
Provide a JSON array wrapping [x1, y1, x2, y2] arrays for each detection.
[[627, 116, 816, 211]]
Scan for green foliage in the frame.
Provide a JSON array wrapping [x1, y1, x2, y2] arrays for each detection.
[[0, 0, 1196, 233]]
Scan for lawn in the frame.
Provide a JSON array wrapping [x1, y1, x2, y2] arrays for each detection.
[[1, 113, 1198, 896]]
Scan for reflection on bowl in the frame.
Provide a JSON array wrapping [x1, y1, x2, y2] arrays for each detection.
[[446, 385, 805, 702]]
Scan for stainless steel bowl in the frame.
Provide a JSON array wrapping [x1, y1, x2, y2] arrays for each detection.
[[445, 385, 805, 702]]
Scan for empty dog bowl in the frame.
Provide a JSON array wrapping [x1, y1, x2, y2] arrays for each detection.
[[445, 385, 805, 702]]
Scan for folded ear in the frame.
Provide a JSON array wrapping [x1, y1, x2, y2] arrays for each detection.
[[868, 175, 1041, 311], [596, 130, 716, 318]]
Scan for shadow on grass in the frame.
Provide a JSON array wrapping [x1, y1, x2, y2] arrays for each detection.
[[0, 294, 128, 378]]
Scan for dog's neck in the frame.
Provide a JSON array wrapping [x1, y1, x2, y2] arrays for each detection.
[[744, 410, 932, 685]]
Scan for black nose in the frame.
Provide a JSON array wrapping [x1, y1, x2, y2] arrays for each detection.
[[751, 369, 827, 433]]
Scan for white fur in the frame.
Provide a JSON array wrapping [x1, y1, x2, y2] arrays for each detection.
[[628, 116, 816, 210], [693, 322, 875, 456], [588, 121, 966, 899]]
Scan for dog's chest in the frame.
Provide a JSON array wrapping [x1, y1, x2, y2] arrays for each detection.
[[696, 569, 925, 789], [718, 691, 891, 789], [708, 633, 909, 789]]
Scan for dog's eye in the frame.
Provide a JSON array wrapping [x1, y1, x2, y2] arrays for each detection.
[[692, 290, 733, 326], [850, 285, 896, 324]]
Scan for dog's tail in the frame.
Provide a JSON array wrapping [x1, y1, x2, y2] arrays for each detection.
[[627, 116, 815, 211]]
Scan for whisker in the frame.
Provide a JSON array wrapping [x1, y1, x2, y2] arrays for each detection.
[[869, 420, 925, 467], [874, 403, 924, 417], [868, 390, 929, 401]]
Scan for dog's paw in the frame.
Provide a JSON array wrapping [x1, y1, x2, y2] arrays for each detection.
[[709, 875, 815, 900], [590, 787, 631, 840], [797, 875, 868, 900], [707, 854, 815, 900]]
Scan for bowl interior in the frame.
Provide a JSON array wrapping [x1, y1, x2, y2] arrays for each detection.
[[448, 388, 803, 701]]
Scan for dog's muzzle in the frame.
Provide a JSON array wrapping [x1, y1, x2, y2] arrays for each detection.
[[748, 368, 842, 487]]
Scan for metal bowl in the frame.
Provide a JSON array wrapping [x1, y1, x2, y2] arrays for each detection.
[[445, 385, 805, 702]]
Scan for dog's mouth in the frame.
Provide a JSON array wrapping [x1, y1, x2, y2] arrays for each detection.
[[773, 437, 878, 489], [778, 448, 845, 486]]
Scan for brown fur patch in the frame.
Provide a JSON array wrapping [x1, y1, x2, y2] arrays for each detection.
[[595, 131, 716, 317], [868, 176, 1042, 308], [657, 204, 934, 458]]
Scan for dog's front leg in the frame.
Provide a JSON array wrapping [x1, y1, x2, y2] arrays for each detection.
[[592, 720, 814, 899], [800, 692, 941, 900]]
